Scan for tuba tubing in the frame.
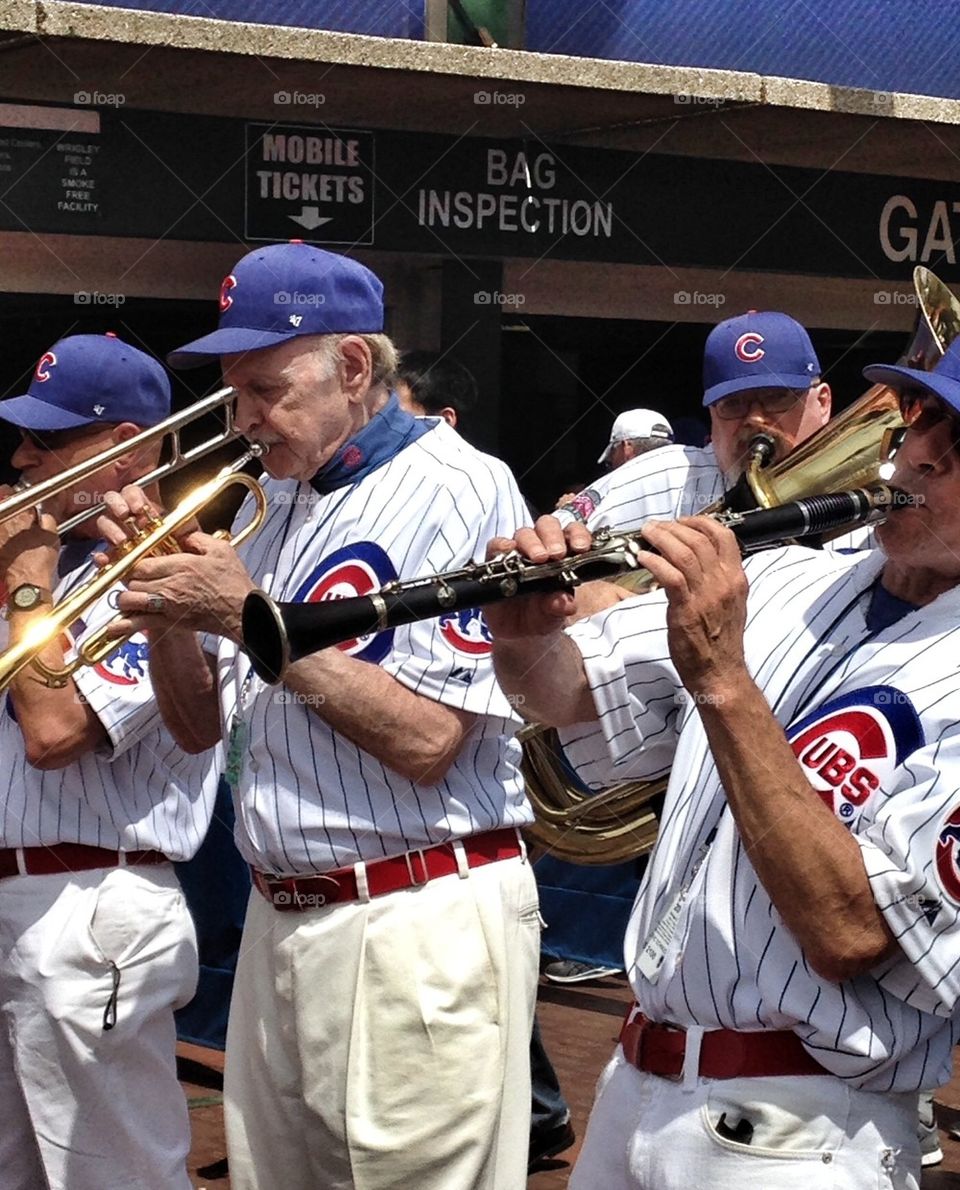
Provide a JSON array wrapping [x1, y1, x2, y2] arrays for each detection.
[[242, 485, 893, 685]]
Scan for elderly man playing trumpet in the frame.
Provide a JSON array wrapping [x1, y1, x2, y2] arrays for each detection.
[[483, 338, 960, 1190], [0, 333, 219, 1190], [97, 242, 540, 1190]]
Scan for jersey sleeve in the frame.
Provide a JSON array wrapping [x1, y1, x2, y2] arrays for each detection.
[[555, 446, 720, 534], [70, 619, 165, 762], [381, 455, 528, 720], [558, 591, 682, 789], [856, 735, 960, 1016]]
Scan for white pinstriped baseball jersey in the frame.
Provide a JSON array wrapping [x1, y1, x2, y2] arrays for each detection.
[[216, 419, 533, 874], [0, 555, 221, 858], [561, 545, 960, 1092], [555, 443, 725, 530], [554, 440, 876, 551]]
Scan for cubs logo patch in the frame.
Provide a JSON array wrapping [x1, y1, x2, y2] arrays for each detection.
[[734, 332, 765, 363], [94, 634, 149, 686], [292, 542, 397, 664], [935, 805, 960, 903], [439, 608, 493, 657], [219, 273, 237, 312], [561, 488, 600, 524], [34, 350, 57, 382], [786, 686, 923, 822]]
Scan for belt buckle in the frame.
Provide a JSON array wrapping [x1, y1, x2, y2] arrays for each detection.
[[625, 1016, 684, 1082], [404, 848, 428, 887]]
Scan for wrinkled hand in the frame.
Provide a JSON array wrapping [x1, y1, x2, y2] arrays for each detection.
[[0, 484, 59, 589], [95, 485, 254, 641], [637, 517, 749, 697], [482, 515, 593, 640]]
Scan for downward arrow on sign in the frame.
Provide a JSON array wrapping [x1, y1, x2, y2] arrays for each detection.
[[290, 206, 332, 230]]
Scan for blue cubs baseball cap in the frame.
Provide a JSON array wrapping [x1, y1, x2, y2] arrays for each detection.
[[0, 333, 170, 431], [702, 311, 821, 407], [167, 241, 385, 369], [863, 337, 960, 416]]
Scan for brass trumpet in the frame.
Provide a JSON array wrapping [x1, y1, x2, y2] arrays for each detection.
[[0, 449, 267, 693], [0, 386, 240, 535]]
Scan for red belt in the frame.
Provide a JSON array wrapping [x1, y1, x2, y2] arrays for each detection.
[[620, 1009, 825, 1080], [252, 827, 524, 912], [0, 844, 168, 880]]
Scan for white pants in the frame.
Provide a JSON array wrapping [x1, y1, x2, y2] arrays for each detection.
[[571, 1048, 921, 1190], [0, 865, 199, 1190], [224, 853, 541, 1190]]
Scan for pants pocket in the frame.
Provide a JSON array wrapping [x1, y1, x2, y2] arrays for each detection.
[[702, 1075, 849, 1161]]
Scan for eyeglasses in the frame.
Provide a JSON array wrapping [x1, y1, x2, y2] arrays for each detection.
[[711, 388, 810, 421], [898, 389, 960, 456]]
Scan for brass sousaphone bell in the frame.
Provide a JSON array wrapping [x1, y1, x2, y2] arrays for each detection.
[[522, 267, 960, 865]]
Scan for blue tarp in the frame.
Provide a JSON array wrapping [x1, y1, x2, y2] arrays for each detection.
[[534, 854, 641, 971], [175, 779, 249, 1050], [63, 0, 424, 38], [527, 0, 960, 101]]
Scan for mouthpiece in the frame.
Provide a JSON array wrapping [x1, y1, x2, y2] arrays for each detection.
[[747, 433, 776, 467]]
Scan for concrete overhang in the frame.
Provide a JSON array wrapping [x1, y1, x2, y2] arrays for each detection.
[[0, 2, 960, 179]]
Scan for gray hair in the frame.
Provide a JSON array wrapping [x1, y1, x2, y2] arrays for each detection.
[[314, 333, 398, 388]]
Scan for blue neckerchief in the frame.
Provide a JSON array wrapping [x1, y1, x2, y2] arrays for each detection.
[[866, 581, 919, 633], [309, 393, 433, 495]]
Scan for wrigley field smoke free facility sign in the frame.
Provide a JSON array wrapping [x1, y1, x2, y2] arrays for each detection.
[[1, 100, 960, 282]]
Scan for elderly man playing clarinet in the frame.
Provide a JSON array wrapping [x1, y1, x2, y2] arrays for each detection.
[[483, 338, 960, 1189], [97, 241, 539, 1190]]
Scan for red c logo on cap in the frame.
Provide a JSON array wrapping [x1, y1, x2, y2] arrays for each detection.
[[735, 333, 765, 362], [219, 273, 237, 312], [34, 351, 57, 382]]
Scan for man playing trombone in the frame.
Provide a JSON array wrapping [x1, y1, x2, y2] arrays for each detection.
[[484, 338, 960, 1188], [98, 242, 539, 1190], [0, 332, 220, 1189]]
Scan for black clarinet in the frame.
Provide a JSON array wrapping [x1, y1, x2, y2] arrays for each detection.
[[242, 485, 893, 684]]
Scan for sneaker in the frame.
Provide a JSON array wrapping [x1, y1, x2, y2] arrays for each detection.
[[543, 959, 621, 983], [918, 1091, 943, 1167], [529, 1118, 575, 1173]]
